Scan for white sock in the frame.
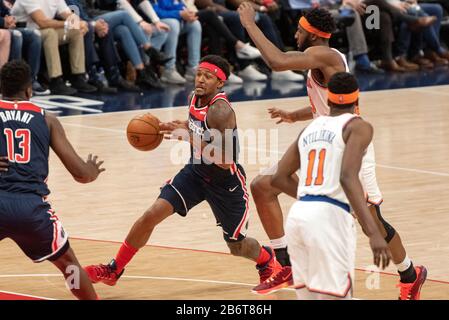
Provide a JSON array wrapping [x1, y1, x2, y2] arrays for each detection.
[[396, 256, 412, 272], [270, 236, 288, 250]]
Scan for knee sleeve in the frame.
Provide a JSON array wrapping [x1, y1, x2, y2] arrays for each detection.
[[375, 205, 396, 243]]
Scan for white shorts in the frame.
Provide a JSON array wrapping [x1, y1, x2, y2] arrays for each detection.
[[260, 142, 383, 205], [285, 200, 356, 299]]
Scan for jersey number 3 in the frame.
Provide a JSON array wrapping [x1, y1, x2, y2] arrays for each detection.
[[4, 128, 31, 163], [305, 149, 326, 186]]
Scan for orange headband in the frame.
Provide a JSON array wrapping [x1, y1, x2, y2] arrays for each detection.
[[298, 16, 332, 39], [328, 90, 359, 105]]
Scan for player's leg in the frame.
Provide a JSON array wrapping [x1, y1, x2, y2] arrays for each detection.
[[362, 144, 426, 299], [250, 164, 299, 267], [51, 247, 98, 300], [84, 165, 204, 286], [4, 195, 98, 299], [368, 205, 427, 300], [206, 164, 282, 290], [226, 237, 282, 285], [84, 197, 175, 286]]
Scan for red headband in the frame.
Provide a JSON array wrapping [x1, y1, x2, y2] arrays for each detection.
[[298, 16, 332, 39], [328, 89, 359, 104], [198, 62, 227, 81]]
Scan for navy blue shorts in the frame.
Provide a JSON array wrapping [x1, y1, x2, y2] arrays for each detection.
[[0, 191, 70, 262], [159, 163, 249, 242]]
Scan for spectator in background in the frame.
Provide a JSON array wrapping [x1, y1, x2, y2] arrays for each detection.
[[143, 0, 202, 84], [408, 0, 449, 66], [187, 0, 262, 83], [0, 29, 10, 70], [65, 0, 145, 92], [1, 0, 48, 95], [226, 0, 304, 81], [107, 0, 179, 85], [361, 0, 437, 71], [11, 0, 97, 95], [204, 0, 268, 80]]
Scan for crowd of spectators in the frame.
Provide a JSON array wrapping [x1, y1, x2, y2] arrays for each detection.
[[0, 0, 448, 95]]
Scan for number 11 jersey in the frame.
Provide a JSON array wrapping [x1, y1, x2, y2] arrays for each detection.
[[297, 113, 359, 206]]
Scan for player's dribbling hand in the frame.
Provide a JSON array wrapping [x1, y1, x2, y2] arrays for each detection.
[[369, 234, 392, 270], [268, 107, 295, 124], [0, 156, 9, 172], [86, 154, 105, 181], [238, 2, 256, 28], [160, 120, 190, 141]]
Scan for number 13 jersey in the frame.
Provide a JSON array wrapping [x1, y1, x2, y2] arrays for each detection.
[[0, 100, 50, 196]]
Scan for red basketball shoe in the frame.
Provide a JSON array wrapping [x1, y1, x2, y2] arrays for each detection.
[[84, 259, 124, 286], [252, 265, 294, 295], [252, 248, 282, 294], [397, 265, 427, 300]]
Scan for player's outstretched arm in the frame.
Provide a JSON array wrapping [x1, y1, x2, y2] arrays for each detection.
[[340, 118, 391, 269], [271, 136, 301, 198], [45, 112, 105, 184], [268, 106, 314, 124]]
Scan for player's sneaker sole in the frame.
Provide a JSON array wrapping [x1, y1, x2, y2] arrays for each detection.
[[252, 266, 294, 295]]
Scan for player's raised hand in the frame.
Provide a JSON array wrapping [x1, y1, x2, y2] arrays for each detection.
[[268, 107, 295, 124], [238, 2, 256, 28], [85, 154, 106, 181], [369, 234, 392, 270], [0, 156, 9, 172]]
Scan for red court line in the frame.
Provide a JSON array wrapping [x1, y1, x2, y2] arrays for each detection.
[[71, 236, 449, 286], [70, 236, 230, 256]]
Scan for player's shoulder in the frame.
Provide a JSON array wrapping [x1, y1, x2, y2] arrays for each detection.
[[209, 99, 233, 118], [43, 110, 58, 129], [304, 46, 339, 57], [344, 116, 373, 136], [0, 100, 44, 114], [210, 92, 231, 109], [305, 46, 343, 65]]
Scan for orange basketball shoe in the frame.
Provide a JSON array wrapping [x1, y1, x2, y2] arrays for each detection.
[[84, 259, 124, 286], [397, 265, 427, 300], [252, 265, 294, 295]]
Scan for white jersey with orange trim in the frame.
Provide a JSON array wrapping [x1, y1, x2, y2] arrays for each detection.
[[304, 48, 381, 205], [297, 113, 358, 205], [306, 48, 350, 118]]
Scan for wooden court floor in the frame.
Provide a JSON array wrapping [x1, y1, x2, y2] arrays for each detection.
[[1, 85, 449, 300]]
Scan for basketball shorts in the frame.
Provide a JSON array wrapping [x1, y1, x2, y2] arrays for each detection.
[[159, 163, 250, 242], [0, 191, 69, 263], [260, 142, 383, 205], [285, 198, 356, 299]]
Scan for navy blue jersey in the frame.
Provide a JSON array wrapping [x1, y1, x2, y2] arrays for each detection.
[[0, 100, 50, 196], [187, 91, 240, 177]]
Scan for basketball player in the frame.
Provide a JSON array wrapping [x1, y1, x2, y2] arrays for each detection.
[[239, 4, 427, 299], [274, 72, 391, 300], [0, 60, 105, 300], [84, 55, 282, 288]]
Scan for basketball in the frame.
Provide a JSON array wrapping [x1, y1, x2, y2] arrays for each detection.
[[126, 113, 163, 151]]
